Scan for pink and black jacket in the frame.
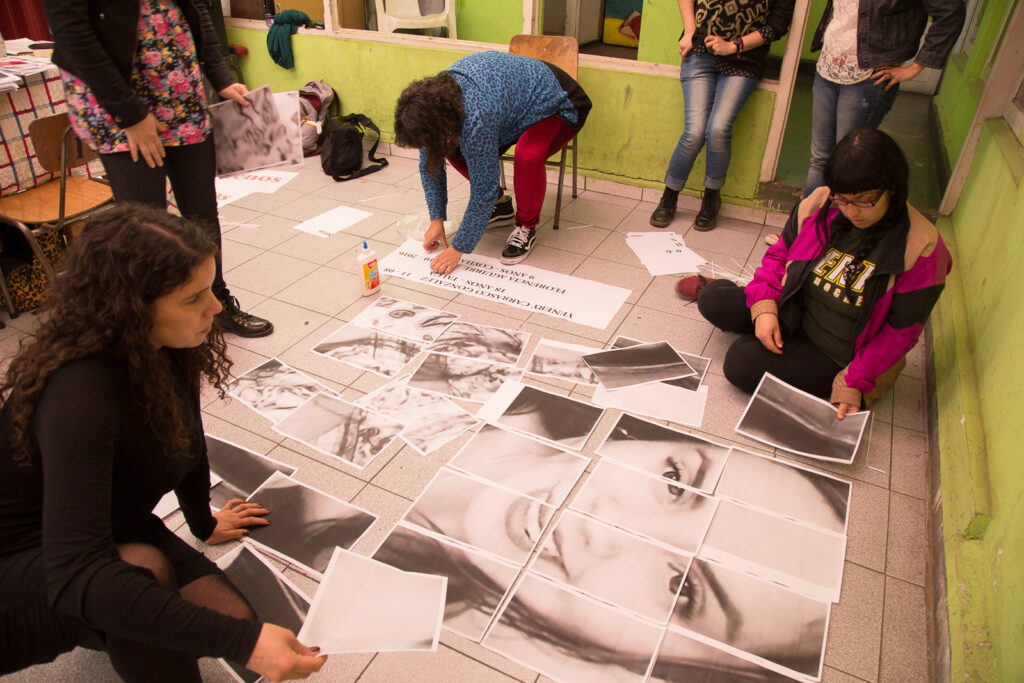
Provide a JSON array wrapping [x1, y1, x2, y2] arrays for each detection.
[[745, 187, 952, 407]]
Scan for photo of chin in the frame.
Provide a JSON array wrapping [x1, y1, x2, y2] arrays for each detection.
[[735, 374, 869, 463], [205, 435, 297, 510], [216, 545, 310, 683], [244, 471, 377, 577]]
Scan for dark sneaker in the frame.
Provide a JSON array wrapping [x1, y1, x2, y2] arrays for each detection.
[[500, 224, 536, 265], [215, 295, 274, 338], [649, 191, 678, 228], [488, 195, 515, 228], [676, 274, 715, 301], [694, 188, 721, 231]]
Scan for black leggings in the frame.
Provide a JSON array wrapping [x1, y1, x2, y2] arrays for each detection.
[[0, 528, 255, 682], [98, 136, 228, 299], [697, 279, 842, 399]]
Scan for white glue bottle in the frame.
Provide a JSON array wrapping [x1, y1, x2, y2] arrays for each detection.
[[357, 241, 381, 296]]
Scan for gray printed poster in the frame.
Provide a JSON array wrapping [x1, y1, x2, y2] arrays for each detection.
[[381, 239, 630, 329]]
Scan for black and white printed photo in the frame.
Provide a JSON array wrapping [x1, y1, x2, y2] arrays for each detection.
[[245, 471, 376, 577], [407, 352, 523, 403], [649, 628, 796, 682], [373, 523, 521, 643], [531, 510, 692, 623], [210, 85, 302, 176], [597, 413, 730, 494], [482, 573, 664, 683], [448, 424, 589, 506], [612, 336, 710, 392], [479, 382, 605, 451], [582, 341, 696, 390], [525, 338, 602, 385], [572, 459, 717, 553], [403, 468, 556, 565], [216, 545, 310, 683], [427, 321, 529, 365], [298, 548, 444, 654], [206, 435, 297, 510], [715, 449, 851, 535], [227, 358, 331, 423], [699, 500, 846, 603], [350, 296, 458, 342], [272, 392, 403, 468], [736, 374, 869, 463], [312, 323, 423, 377], [355, 379, 478, 454], [672, 558, 829, 680]]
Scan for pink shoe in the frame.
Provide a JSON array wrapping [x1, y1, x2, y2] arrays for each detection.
[[676, 274, 714, 301]]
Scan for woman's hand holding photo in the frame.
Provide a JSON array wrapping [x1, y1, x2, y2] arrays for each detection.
[[219, 82, 250, 107], [245, 623, 326, 681], [206, 499, 271, 544]]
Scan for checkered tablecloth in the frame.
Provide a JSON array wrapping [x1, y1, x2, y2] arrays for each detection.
[[0, 66, 103, 197]]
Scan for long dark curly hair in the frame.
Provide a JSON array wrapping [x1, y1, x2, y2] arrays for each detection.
[[2, 204, 232, 465], [393, 71, 464, 177]]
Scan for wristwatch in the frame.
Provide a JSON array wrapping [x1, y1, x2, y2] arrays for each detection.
[[733, 39, 743, 54]]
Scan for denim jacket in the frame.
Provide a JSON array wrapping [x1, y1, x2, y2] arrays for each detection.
[[810, 0, 965, 70], [40, 0, 234, 129]]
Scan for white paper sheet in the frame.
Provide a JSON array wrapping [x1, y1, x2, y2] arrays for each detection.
[[381, 239, 630, 329], [293, 205, 374, 238], [625, 231, 707, 276], [592, 382, 709, 429], [298, 548, 445, 654]]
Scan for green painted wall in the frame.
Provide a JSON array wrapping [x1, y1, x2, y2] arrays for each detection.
[[769, 0, 828, 62], [225, 27, 774, 199], [454, 1, 522, 45], [931, 119, 1024, 681]]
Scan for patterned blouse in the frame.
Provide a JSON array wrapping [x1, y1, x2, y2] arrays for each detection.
[[817, 0, 873, 84], [60, 0, 211, 154]]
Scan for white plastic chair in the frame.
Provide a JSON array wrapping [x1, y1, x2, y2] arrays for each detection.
[[373, 0, 457, 39]]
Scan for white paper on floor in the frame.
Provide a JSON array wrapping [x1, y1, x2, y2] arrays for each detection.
[[213, 168, 299, 207], [298, 547, 446, 654], [381, 239, 630, 329], [592, 382, 709, 429], [293, 205, 374, 238], [625, 232, 707, 276]]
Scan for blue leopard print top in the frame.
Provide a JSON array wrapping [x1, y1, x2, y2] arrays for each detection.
[[419, 51, 589, 255]]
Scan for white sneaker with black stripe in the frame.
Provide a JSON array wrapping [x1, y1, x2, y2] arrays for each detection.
[[500, 224, 536, 265], [488, 195, 515, 228]]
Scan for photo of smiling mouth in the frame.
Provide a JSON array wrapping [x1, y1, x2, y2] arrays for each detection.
[[506, 494, 551, 553]]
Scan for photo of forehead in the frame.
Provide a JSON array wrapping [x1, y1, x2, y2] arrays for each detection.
[[571, 459, 718, 554], [350, 295, 459, 342], [650, 628, 796, 682], [597, 413, 730, 493], [736, 374, 869, 463], [530, 510, 693, 624], [312, 322, 423, 377], [714, 449, 851, 535], [244, 472, 378, 578], [671, 558, 830, 680], [205, 435, 297, 510], [483, 573, 663, 683], [407, 352, 524, 403], [699, 499, 846, 604], [371, 523, 520, 643], [525, 338, 602, 385], [447, 423, 590, 506], [611, 336, 710, 392], [426, 321, 530, 366], [402, 468, 556, 565]]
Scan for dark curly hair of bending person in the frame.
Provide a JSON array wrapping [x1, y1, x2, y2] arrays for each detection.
[[393, 71, 464, 177], [2, 204, 232, 465]]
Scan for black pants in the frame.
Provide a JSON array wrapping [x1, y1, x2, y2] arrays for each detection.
[[697, 279, 842, 399], [0, 522, 247, 682], [98, 137, 228, 299]]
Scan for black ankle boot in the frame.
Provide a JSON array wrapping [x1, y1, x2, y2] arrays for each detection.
[[694, 188, 721, 231], [215, 295, 274, 338], [650, 188, 679, 228]]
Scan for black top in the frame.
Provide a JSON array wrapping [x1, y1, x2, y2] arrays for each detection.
[[684, 0, 796, 79], [0, 354, 261, 663]]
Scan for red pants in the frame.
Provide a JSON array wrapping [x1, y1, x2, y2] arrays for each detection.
[[447, 116, 576, 229]]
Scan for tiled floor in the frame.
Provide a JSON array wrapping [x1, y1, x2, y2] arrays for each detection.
[[1, 150, 932, 682]]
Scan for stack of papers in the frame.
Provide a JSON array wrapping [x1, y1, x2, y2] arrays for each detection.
[[624, 231, 707, 276]]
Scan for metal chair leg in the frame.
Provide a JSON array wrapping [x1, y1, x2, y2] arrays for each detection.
[[571, 138, 578, 198], [0, 264, 17, 319], [553, 147, 567, 230]]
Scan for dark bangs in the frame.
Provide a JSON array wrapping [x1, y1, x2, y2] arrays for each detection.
[[823, 128, 909, 203]]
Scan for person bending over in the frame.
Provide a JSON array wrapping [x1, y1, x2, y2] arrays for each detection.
[[0, 205, 324, 682], [688, 128, 950, 418], [394, 51, 591, 271]]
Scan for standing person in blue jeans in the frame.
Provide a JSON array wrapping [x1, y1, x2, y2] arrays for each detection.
[[650, 0, 795, 231], [803, 0, 964, 195]]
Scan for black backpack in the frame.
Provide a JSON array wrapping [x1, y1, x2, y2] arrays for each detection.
[[298, 80, 338, 156], [320, 113, 389, 182]]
